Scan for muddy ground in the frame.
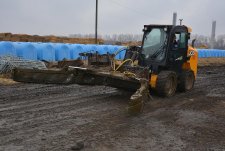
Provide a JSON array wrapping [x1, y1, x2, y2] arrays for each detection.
[[0, 66, 225, 151]]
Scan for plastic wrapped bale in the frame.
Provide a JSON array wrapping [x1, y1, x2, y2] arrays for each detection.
[[52, 43, 70, 61], [0, 41, 16, 57], [97, 45, 111, 55], [32, 43, 55, 61], [68, 44, 85, 59], [82, 44, 98, 53], [13, 42, 38, 60]]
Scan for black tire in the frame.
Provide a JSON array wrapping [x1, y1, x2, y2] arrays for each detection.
[[178, 70, 195, 92], [155, 71, 178, 97]]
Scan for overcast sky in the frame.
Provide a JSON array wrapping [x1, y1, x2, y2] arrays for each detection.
[[0, 0, 224, 36]]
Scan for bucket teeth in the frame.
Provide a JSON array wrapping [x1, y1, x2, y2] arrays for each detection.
[[128, 93, 145, 115], [127, 78, 151, 115]]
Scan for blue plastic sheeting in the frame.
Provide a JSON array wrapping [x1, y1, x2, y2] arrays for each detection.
[[198, 49, 225, 58], [82, 44, 98, 53], [5, 41, 225, 61], [0, 41, 16, 56], [0, 41, 128, 61], [13, 42, 38, 60], [68, 44, 85, 59], [98, 45, 111, 55], [52, 43, 70, 61], [32, 43, 55, 61], [110, 46, 126, 59]]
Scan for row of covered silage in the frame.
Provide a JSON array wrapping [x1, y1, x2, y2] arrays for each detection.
[[0, 41, 125, 61], [3, 41, 225, 61]]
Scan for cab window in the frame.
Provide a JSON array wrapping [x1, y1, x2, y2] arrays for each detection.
[[173, 32, 187, 49], [179, 33, 187, 48]]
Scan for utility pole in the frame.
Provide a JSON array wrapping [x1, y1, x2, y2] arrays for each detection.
[[95, 0, 98, 44]]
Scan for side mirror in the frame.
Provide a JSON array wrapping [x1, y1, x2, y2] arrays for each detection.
[[192, 39, 196, 48]]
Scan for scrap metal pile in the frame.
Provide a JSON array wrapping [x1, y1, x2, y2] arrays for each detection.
[[0, 56, 46, 74]]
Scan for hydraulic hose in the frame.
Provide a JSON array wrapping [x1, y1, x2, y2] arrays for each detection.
[[114, 46, 128, 58], [115, 59, 134, 71], [111, 46, 128, 71]]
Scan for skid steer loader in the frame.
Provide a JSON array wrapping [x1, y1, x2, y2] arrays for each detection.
[[13, 24, 198, 114]]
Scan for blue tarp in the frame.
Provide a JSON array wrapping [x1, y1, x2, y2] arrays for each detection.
[[68, 44, 85, 59], [13, 42, 37, 60], [2, 41, 225, 61], [82, 44, 98, 53], [33, 43, 55, 61], [197, 49, 225, 58], [52, 43, 70, 61], [0, 41, 16, 56], [114, 46, 126, 59]]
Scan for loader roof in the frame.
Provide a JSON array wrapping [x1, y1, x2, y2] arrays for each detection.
[[143, 24, 192, 33]]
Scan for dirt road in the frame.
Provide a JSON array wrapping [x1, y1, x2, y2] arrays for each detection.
[[0, 66, 225, 151]]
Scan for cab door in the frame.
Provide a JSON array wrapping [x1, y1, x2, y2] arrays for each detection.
[[168, 26, 188, 72]]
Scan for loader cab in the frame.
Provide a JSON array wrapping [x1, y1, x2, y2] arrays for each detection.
[[141, 25, 189, 73]]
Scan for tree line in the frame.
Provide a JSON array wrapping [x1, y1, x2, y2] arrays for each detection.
[[191, 34, 225, 49], [69, 34, 142, 43], [69, 33, 225, 49]]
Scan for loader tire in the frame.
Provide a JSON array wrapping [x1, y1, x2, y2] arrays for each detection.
[[155, 71, 177, 97], [178, 70, 195, 92]]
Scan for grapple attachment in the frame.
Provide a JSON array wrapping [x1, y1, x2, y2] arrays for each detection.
[[128, 78, 151, 115]]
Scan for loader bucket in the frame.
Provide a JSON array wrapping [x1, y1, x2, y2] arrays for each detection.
[[127, 79, 150, 115]]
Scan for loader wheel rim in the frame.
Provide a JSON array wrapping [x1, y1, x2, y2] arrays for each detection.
[[165, 76, 176, 95]]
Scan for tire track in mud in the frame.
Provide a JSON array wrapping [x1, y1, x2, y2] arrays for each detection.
[[0, 85, 117, 113], [0, 84, 101, 109], [0, 83, 130, 149], [0, 86, 122, 128], [0, 91, 122, 129], [0, 100, 121, 146], [0, 84, 54, 98], [0, 84, 88, 103], [1, 66, 225, 151]]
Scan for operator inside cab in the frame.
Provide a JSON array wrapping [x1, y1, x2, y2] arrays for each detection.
[[173, 35, 178, 48]]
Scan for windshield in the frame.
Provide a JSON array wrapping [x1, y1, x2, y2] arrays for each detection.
[[142, 28, 167, 61]]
